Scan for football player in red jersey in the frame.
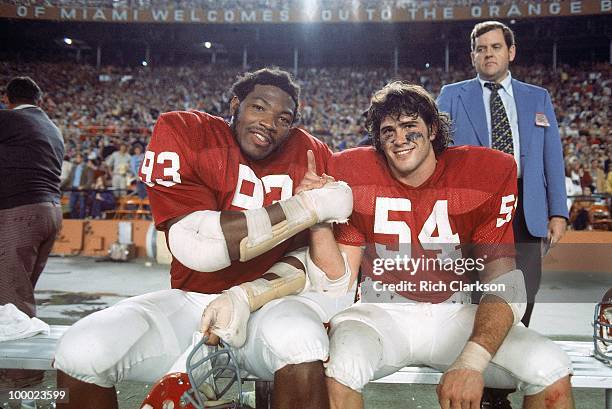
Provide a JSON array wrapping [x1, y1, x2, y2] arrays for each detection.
[[310, 82, 574, 409], [54, 68, 355, 409]]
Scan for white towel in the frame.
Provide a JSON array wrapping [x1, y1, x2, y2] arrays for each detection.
[[0, 303, 50, 342]]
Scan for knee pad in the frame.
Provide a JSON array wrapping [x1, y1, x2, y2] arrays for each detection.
[[492, 326, 572, 396], [54, 308, 151, 387], [325, 320, 383, 392], [257, 299, 328, 369]]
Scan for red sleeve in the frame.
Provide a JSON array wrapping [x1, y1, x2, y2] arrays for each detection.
[[140, 112, 218, 229], [334, 221, 366, 247], [327, 151, 365, 247], [471, 159, 518, 261]]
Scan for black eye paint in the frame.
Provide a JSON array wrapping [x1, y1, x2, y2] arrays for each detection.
[[404, 131, 424, 143], [384, 131, 424, 145]]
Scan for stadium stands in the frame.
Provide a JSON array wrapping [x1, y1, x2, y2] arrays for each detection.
[[1, 60, 609, 219]]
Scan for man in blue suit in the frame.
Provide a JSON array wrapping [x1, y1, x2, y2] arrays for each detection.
[[438, 21, 568, 409]]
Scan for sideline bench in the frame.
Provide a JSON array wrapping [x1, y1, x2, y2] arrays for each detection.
[[1, 326, 610, 408]]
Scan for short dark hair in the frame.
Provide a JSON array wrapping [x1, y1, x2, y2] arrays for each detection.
[[470, 21, 515, 51], [365, 81, 451, 155], [6, 76, 42, 104], [230, 67, 300, 119]]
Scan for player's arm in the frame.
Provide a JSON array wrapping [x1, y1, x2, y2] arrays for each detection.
[[438, 256, 525, 409], [437, 159, 523, 409], [165, 154, 352, 274], [297, 150, 358, 296], [309, 226, 362, 293]]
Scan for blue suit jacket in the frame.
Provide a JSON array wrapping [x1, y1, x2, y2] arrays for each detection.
[[437, 77, 567, 238]]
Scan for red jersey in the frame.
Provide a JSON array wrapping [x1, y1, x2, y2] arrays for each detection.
[[140, 111, 332, 293], [329, 146, 517, 303]]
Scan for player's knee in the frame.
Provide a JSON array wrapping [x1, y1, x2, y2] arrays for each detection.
[[54, 309, 150, 387], [325, 320, 382, 392], [515, 333, 572, 394], [541, 375, 573, 403], [54, 325, 117, 387], [259, 300, 328, 365]]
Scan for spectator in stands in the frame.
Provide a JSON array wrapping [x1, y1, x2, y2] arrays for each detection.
[[568, 158, 582, 188], [565, 165, 582, 213], [60, 154, 73, 186], [580, 161, 594, 192], [62, 153, 95, 219], [0, 76, 64, 389], [591, 158, 606, 194], [106, 142, 131, 197], [130, 143, 146, 199], [90, 176, 115, 219]]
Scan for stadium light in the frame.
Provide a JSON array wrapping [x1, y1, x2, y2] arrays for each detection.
[[425, 63, 430, 68], [204, 41, 212, 49], [141, 61, 148, 67], [64, 37, 73, 45]]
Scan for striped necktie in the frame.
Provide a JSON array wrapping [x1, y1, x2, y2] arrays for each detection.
[[485, 82, 513, 155]]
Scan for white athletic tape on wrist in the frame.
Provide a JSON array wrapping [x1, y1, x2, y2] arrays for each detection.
[[447, 341, 492, 373], [168, 210, 231, 272], [239, 181, 353, 262], [481, 269, 527, 325], [239, 261, 306, 311], [301, 181, 352, 224], [304, 248, 352, 297], [202, 288, 250, 348]]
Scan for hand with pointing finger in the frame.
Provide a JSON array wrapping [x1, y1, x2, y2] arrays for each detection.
[[295, 150, 335, 195]]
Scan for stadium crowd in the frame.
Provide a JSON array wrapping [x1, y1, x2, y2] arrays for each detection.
[[1, 60, 609, 220]]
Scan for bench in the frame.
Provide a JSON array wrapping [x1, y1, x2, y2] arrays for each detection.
[[1, 326, 610, 408]]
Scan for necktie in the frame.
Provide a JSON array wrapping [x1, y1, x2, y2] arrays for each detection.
[[485, 82, 513, 155]]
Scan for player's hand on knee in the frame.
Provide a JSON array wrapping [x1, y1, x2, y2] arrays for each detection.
[[436, 369, 484, 409], [200, 287, 251, 348], [295, 150, 335, 194]]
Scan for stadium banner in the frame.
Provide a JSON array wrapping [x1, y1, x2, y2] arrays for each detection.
[[0, 0, 610, 24]]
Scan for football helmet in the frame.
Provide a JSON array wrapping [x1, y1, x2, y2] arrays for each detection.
[[593, 288, 612, 366], [141, 337, 246, 409]]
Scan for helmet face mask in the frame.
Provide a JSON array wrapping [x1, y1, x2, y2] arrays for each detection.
[[141, 338, 246, 409], [593, 288, 612, 366], [184, 338, 244, 408]]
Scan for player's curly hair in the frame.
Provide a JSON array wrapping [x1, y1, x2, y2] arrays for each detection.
[[230, 67, 300, 120], [365, 81, 451, 155]]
